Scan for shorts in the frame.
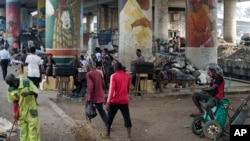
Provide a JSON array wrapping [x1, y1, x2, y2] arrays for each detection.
[[194, 93, 218, 108]]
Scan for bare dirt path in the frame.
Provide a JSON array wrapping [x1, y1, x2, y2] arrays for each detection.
[[57, 93, 250, 141]]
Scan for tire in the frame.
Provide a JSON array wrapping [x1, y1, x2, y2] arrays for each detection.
[[203, 120, 222, 140], [191, 116, 205, 136]]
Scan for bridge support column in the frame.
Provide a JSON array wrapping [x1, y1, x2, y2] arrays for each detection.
[[185, 0, 218, 69], [223, 0, 236, 44], [118, 0, 153, 70]]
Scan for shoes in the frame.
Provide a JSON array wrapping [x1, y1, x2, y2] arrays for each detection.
[[99, 133, 110, 140], [190, 112, 204, 117]]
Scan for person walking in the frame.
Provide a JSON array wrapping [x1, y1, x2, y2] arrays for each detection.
[[0, 46, 10, 80], [25, 47, 43, 103], [5, 73, 41, 141], [86, 62, 108, 127], [100, 62, 132, 141]]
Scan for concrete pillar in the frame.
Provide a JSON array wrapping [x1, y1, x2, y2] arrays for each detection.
[[223, 0, 236, 44], [45, 0, 82, 64], [6, 0, 21, 46], [0, 6, 6, 32], [20, 7, 29, 31], [119, 0, 153, 70], [185, 0, 217, 69], [37, 0, 46, 45], [154, 0, 168, 41], [108, 8, 112, 29], [98, 5, 105, 30], [97, 5, 109, 30], [28, 14, 33, 28], [86, 13, 93, 33], [80, 3, 84, 51], [112, 8, 119, 29], [103, 5, 109, 29]]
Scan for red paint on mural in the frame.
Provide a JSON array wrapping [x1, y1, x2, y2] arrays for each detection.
[[6, 5, 20, 38]]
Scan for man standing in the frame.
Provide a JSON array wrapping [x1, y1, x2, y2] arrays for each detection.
[[25, 47, 42, 103], [43, 53, 56, 83], [0, 46, 10, 80], [86, 62, 108, 127], [5, 73, 40, 141], [190, 66, 225, 120], [100, 62, 132, 141]]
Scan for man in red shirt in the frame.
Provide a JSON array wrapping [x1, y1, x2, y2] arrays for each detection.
[[100, 62, 132, 141], [190, 67, 225, 120], [86, 63, 108, 127]]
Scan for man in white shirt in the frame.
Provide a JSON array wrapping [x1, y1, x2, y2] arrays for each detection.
[[25, 47, 43, 103], [0, 46, 10, 80]]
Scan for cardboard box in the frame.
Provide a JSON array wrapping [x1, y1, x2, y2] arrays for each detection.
[[40, 77, 57, 90]]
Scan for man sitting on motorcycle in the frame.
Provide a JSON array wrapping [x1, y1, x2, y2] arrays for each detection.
[[190, 66, 225, 120]]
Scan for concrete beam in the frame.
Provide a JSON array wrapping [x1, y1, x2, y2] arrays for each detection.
[[168, 0, 186, 8], [83, 0, 114, 8]]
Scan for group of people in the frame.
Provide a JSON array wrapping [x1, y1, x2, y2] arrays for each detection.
[[2, 43, 225, 141]]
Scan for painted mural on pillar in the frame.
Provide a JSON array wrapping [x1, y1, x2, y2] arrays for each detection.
[[119, 0, 152, 69], [45, 0, 83, 64], [37, 0, 46, 39], [52, 0, 81, 49], [20, 8, 29, 31], [0, 16, 6, 31], [186, 0, 217, 47], [120, 0, 152, 48], [6, 1, 20, 45]]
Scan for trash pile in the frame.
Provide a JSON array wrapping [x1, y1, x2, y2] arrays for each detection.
[[153, 52, 209, 87], [217, 37, 250, 61], [217, 38, 250, 78], [152, 37, 250, 84], [0, 117, 17, 139]]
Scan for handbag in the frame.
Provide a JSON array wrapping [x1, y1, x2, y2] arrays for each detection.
[[85, 101, 97, 119]]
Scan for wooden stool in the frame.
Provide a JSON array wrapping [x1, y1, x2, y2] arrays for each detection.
[[135, 73, 148, 97], [57, 76, 71, 97]]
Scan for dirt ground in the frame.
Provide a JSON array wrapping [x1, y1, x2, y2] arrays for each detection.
[[56, 93, 250, 141]]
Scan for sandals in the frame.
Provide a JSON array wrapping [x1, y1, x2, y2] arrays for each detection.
[[99, 133, 110, 140], [190, 112, 204, 117]]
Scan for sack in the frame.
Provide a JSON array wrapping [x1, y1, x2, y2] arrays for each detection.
[[85, 101, 97, 119]]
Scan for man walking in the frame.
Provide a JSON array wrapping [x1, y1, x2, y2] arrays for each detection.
[[25, 47, 43, 103], [100, 62, 132, 141], [5, 73, 40, 141], [86, 62, 108, 127], [0, 46, 10, 80]]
